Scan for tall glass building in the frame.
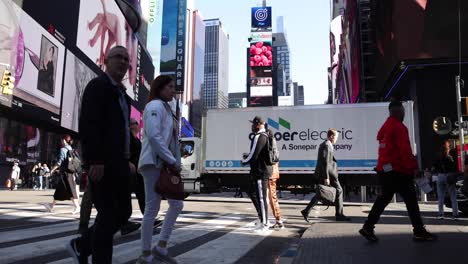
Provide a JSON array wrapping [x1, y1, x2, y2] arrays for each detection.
[[203, 19, 229, 109]]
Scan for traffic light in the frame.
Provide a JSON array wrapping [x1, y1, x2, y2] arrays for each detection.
[[1, 70, 15, 95]]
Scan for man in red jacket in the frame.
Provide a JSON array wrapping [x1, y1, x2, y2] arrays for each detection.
[[359, 101, 436, 242]]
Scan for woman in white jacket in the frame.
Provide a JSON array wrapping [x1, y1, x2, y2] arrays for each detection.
[[137, 75, 183, 264]]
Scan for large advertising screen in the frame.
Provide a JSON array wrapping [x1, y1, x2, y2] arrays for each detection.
[[76, 0, 138, 101], [61, 51, 98, 132], [160, 0, 187, 92], [1, 0, 66, 124], [251, 7, 272, 31], [373, 0, 468, 88], [141, 0, 163, 74]]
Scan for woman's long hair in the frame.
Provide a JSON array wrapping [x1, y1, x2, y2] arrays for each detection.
[[147, 75, 173, 103]]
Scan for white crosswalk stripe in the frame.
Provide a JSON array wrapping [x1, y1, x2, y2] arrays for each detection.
[[0, 203, 276, 264]]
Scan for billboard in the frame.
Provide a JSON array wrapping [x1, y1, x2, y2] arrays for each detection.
[[141, 0, 163, 74], [76, 0, 138, 101], [373, 0, 468, 89], [61, 51, 98, 132], [251, 7, 272, 31], [160, 0, 187, 92], [1, 0, 66, 124]]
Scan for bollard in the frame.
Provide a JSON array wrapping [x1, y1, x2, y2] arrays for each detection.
[[361, 186, 367, 203]]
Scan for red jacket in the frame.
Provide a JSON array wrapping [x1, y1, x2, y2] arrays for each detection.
[[376, 116, 418, 175]]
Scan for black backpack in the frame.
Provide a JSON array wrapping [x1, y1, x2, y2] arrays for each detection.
[[66, 149, 82, 174], [261, 133, 280, 165]]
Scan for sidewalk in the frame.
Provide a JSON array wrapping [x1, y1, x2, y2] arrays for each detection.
[[292, 204, 468, 264]]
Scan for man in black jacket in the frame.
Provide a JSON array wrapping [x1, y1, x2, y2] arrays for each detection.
[[68, 46, 135, 264], [242, 116, 272, 232]]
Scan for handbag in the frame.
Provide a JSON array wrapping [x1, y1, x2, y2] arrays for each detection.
[[316, 184, 336, 206], [154, 109, 184, 200], [155, 165, 184, 200]]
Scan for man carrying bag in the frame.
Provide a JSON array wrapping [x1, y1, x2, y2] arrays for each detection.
[[301, 129, 350, 223]]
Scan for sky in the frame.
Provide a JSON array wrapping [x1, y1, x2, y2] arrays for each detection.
[[194, 0, 331, 105]]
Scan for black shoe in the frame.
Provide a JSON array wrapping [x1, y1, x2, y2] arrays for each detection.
[[66, 238, 81, 264], [301, 210, 310, 223], [413, 229, 437, 242], [120, 221, 141, 236], [336, 214, 351, 221], [359, 228, 378, 242]]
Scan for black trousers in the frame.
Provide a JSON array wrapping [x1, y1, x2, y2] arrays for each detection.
[[304, 179, 344, 216], [78, 172, 146, 233], [78, 164, 131, 264], [364, 171, 425, 232], [248, 177, 269, 225]]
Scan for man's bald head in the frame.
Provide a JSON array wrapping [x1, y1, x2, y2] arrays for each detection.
[[104, 46, 129, 82]]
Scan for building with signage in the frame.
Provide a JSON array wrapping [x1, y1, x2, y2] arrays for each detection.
[[0, 0, 154, 187], [203, 19, 229, 109], [247, 5, 275, 107], [228, 92, 247, 108]]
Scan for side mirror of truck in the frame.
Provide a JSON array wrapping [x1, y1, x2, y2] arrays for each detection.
[[433, 116, 452, 135]]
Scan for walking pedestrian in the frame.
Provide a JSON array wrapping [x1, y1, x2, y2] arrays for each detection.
[[10, 161, 20, 191], [433, 140, 459, 220], [301, 129, 350, 222], [136, 75, 183, 264], [42, 135, 80, 214], [42, 163, 51, 190], [32, 163, 41, 190], [241, 116, 272, 232], [269, 162, 284, 229], [67, 46, 134, 264], [359, 101, 436, 242]]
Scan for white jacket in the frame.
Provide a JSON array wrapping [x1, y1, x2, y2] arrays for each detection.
[[138, 99, 181, 171]]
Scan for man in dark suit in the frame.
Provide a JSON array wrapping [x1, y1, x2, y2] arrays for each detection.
[[301, 129, 350, 222], [67, 46, 136, 264]]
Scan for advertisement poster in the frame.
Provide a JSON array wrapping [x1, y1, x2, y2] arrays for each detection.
[[76, 0, 138, 100], [1, 0, 65, 123], [134, 43, 154, 111], [0, 0, 18, 107], [141, 0, 163, 74], [251, 7, 272, 31], [160, 0, 187, 92], [159, 0, 178, 73], [61, 51, 98, 132]]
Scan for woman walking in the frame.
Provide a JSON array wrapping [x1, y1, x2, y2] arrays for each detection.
[[433, 140, 459, 220], [136, 75, 183, 264], [43, 135, 80, 214]]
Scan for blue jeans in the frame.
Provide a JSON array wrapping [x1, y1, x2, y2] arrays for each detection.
[[140, 165, 183, 252], [436, 174, 459, 216]]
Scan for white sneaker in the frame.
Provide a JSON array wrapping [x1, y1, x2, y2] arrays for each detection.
[[72, 207, 81, 215], [254, 225, 270, 234]]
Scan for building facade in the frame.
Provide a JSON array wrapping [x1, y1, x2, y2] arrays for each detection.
[[294, 84, 305, 106], [203, 19, 229, 109], [273, 32, 291, 96]]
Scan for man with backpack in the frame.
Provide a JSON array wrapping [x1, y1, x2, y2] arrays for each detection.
[[242, 116, 273, 232], [301, 129, 351, 223]]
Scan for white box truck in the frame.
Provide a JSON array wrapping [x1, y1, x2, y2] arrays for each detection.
[[180, 102, 416, 193]]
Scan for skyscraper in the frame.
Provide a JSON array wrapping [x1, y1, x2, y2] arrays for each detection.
[[273, 26, 291, 97], [293, 82, 304, 106], [203, 19, 229, 109], [189, 10, 206, 136]]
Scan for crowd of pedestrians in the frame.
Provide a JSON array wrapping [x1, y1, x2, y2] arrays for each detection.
[[6, 45, 464, 263]]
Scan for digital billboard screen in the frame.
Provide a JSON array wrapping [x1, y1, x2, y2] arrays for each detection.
[[76, 0, 138, 100], [1, 0, 66, 124], [373, 0, 468, 88], [251, 7, 272, 31], [61, 51, 98, 132]]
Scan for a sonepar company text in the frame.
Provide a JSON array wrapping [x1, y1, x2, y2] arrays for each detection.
[[250, 128, 353, 151]]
